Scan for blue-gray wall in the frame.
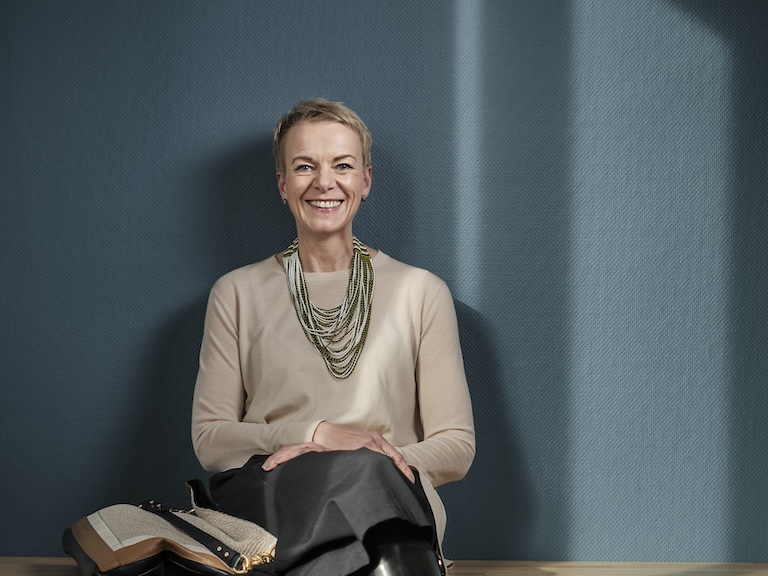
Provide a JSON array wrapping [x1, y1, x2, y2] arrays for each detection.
[[2, 0, 766, 562]]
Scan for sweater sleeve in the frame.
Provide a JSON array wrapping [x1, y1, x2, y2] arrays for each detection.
[[397, 278, 476, 488], [191, 275, 324, 471]]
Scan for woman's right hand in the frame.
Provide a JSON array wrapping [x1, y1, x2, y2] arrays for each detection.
[[261, 441, 328, 472], [312, 421, 415, 483]]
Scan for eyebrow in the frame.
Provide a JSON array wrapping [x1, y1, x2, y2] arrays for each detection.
[[290, 154, 358, 164]]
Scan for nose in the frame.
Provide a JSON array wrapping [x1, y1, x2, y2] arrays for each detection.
[[314, 166, 335, 191]]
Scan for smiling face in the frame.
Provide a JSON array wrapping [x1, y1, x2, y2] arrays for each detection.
[[277, 121, 372, 242]]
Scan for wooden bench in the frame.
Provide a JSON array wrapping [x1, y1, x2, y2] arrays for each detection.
[[1, 558, 767, 575]]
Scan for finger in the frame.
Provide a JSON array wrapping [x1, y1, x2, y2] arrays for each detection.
[[261, 454, 281, 471], [262, 443, 326, 471], [395, 457, 415, 483], [380, 444, 415, 483], [262, 446, 295, 470]]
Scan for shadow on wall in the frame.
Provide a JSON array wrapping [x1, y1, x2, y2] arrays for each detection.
[[198, 135, 296, 273], [69, 303, 211, 511], [352, 143, 418, 263], [718, 3, 768, 562], [670, 0, 768, 561], [128, 301, 210, 503], [91, 136, 298, 508], [439, 302, 534, 559], [440, 0, 574, 560]]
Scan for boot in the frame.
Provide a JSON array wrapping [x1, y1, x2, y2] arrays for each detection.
[[367, 539, 442, 576]]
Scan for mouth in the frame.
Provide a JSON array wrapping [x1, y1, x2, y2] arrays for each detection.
[[307, 200, 343, 209]]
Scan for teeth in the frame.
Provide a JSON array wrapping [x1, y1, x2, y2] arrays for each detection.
[[309, 200, 342, 208]]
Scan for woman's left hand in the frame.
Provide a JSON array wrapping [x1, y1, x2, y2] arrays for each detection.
[[261, 442, 329, 472]]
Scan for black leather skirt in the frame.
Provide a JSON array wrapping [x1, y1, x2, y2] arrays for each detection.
[[209, 448, 438, 576]]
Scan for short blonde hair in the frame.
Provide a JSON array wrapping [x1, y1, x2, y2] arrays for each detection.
[[273, 99, 372, 174]]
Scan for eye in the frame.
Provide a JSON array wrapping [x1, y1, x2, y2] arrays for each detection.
[[336, 163, 353, 170], [294, 164, 313, 172]]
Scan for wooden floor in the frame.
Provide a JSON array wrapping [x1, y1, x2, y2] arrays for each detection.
[[1, 558, 767, 575], [451, 561, 768, 575]]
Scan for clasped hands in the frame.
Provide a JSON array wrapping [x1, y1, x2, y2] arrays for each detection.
[[261, 421, 415, 483]]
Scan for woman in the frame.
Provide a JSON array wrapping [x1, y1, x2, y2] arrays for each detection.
[[192, 99, 475, 575]]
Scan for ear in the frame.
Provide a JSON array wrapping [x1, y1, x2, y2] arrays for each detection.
[[276, 172, 287, 202], [362, 165, 372, 199]]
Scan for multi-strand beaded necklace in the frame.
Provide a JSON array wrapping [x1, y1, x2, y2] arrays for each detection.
[[282, 237, 374, 379]]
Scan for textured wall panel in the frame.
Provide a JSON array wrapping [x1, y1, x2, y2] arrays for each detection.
[[1, 0, 767, 562]]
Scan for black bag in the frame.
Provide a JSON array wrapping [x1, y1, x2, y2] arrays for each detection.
[[63, 480, 276, 576]]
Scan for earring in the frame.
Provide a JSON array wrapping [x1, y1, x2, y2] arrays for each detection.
[[361, 195, 368, 202], [282, 198, 287, 205]]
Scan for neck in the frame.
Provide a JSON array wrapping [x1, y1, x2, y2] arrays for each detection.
[[296, 233, 355, 272]]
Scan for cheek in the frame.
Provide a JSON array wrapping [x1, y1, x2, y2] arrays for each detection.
[[343, 174, 367, 189], [284, 178, 305, 195]]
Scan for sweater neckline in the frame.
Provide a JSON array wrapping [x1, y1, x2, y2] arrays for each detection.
[[271, 250, 384, 278]]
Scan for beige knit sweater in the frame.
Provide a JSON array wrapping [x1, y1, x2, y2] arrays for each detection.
[[192, 251, 475, 542]]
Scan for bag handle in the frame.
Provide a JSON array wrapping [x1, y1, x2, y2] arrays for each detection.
[[138, 499, 257, 573]]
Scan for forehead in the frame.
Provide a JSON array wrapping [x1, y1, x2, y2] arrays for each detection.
[[283, 121, 363, 158]]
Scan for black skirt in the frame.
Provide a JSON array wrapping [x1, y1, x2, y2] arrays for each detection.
[[209, 448, 437, 576]]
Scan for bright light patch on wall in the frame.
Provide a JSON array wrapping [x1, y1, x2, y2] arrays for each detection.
[[568, 0, 732, 559], [453, 0, 483, 302]]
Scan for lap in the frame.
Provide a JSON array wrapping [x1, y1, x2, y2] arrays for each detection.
[[209, 448, 437, 576]]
